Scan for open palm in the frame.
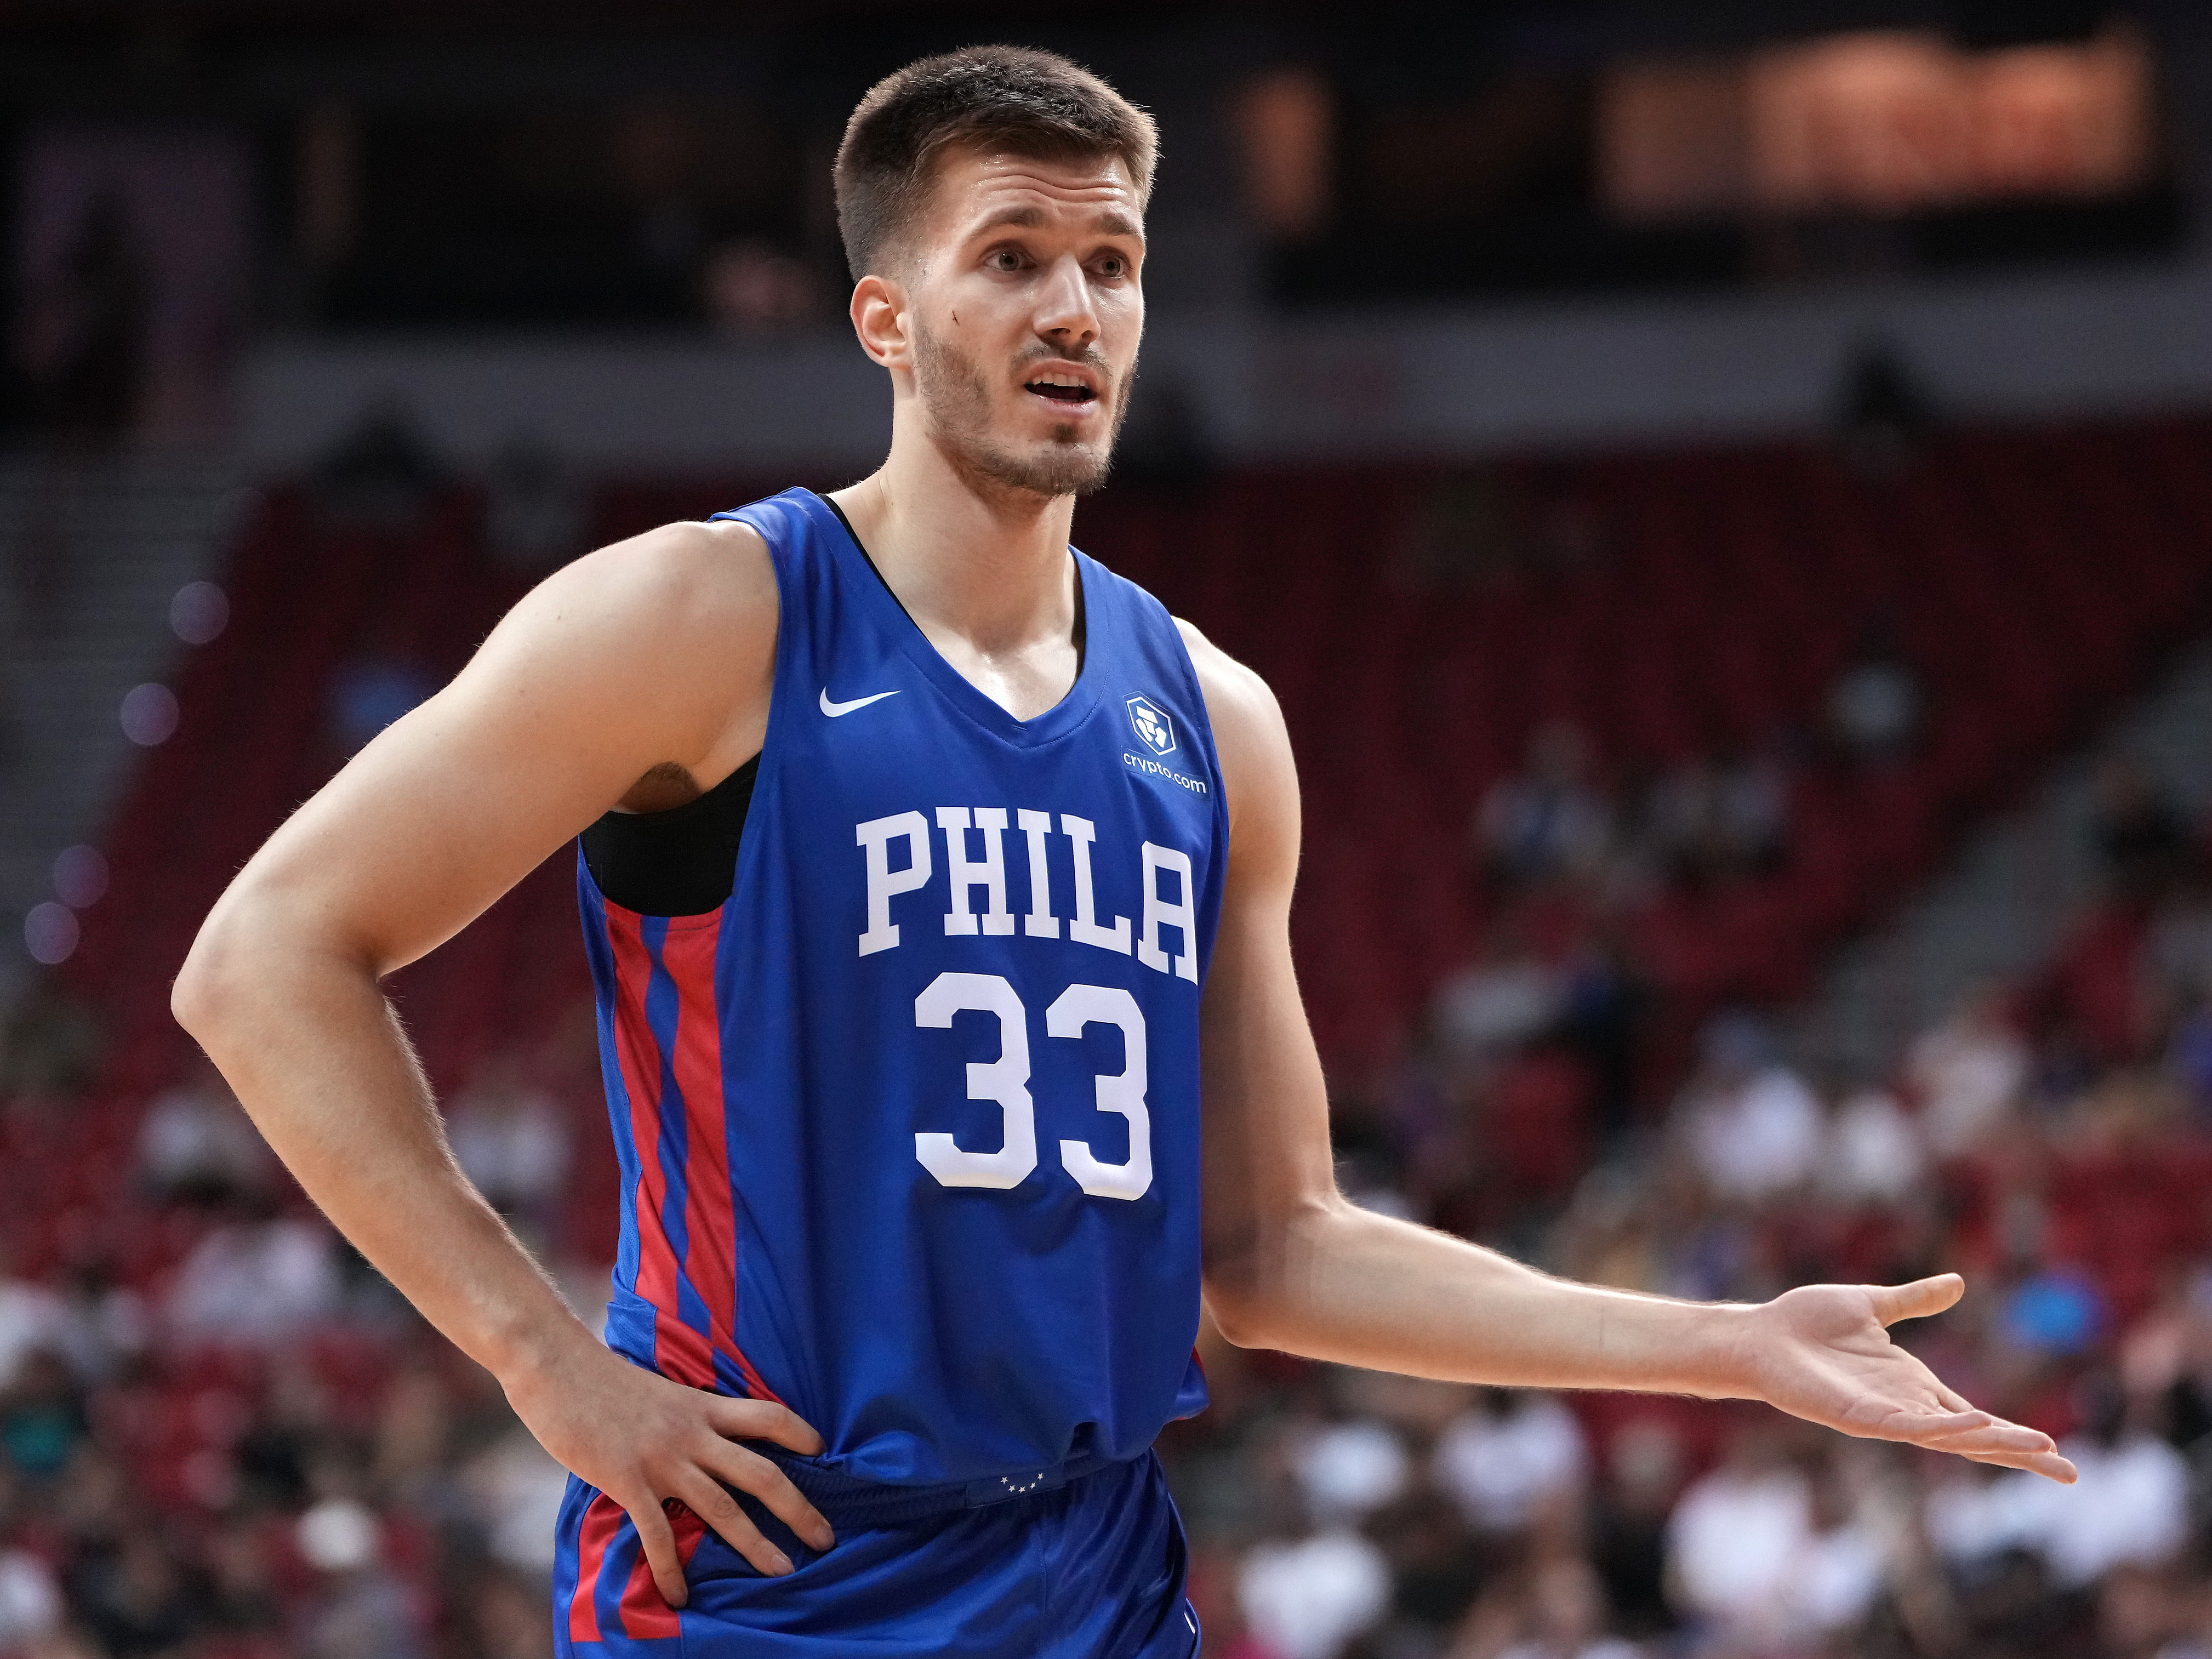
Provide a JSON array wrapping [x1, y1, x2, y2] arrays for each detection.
[[1742, 1273, 2076, 1482]]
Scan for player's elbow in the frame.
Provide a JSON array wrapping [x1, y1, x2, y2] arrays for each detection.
[[1200, 1231, 1297, 1350], [1201, 1281, 1283, 1351], [172, 909, 252, 1045], [1202, 1191, 1354, 1350], [173, 882, 321, 1047]]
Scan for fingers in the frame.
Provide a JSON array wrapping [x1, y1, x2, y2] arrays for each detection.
[[1878, 1406, 1993, 1442], [698, 1438, 837, 1553], [620, 1491, 689, 1609], [707, 1396, 827, 1458], [1898, 1412, 2078, 1483], [1865, 1273, 1965, 1327], [1960, 1446, 2079, 1484], [674, 1469, 797, 1577]]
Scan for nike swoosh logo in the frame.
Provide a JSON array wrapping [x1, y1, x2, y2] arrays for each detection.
[[819, 687, 901, 717]]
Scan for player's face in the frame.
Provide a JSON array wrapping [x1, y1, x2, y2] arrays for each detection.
[[905, 145, 1145, 499]]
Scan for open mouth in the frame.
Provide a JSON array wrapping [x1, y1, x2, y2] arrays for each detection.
[[1024, 376, 1098, 406]]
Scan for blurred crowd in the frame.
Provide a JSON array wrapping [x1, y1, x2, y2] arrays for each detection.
[[2, 733, 2211, 1658], [0, 1025, 590, 1659], [1159, 752, 2212, 1659]]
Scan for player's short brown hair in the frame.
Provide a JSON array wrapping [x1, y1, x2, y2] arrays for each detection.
[[833, 45, 1158, 283]]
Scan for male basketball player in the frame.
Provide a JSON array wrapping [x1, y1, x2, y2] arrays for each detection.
[[175, 45, 2073, 1658]]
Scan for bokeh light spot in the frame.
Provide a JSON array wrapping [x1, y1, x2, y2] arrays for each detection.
[[170, 580, 230, 645], [24, 902, 79, 965], [53, 846, 109, 909], [121, 683, 180, 746]]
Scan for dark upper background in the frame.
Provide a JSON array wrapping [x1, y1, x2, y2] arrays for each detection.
[[0, 0, 2194, 358]]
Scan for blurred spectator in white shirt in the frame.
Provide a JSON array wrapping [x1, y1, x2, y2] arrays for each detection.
[[1819, 1086, 1929, 1206], [1906, 993, 2028, 1157], [463, 1424, 573, 1576], [1240, 1528, 1392, 1659], [446, 1052, 572, 1240], [1678, 1016, 1822, 1204], [1931, 1375, 2187, 1593], [1433, 932, 1564, 1067], [138, 1057, 272, 1205], [166, 1218, 340, 1347], [0, 1549, 62, 1649], [1667, 1435, 1884, 1651], [0, 1256, 66, 1394], [1293, 1417, 1410, 1527], [1433, 1390, 1589, 1535]]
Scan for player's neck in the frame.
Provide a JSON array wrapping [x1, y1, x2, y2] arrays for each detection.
[[833, 442, 1080, 660]]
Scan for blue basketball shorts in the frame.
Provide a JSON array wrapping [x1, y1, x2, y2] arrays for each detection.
[[551, 1450, 1200, 1658]]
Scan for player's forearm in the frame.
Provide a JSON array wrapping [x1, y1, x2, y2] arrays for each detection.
[[1207, 1197, 1758, 1399], [173, 913, 598, 1386]]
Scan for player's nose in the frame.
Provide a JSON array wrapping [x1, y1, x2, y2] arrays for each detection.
[[1033, 254, 1099, 351]]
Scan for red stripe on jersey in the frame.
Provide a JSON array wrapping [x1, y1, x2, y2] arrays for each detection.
[[619, 1503, 708, 1641], [567, 1492, 625, 1644], [659, 916, 784, 1405], [603, 908, 711, 1389]]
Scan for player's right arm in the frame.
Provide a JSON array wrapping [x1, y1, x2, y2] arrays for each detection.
[[172, 518, 833, 1604]]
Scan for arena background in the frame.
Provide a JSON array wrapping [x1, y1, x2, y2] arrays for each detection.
[[3, 3, 2211, 1656]]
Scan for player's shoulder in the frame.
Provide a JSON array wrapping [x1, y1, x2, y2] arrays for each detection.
[[1172, 617, 1282, 746], [518, 516, 777, 657], [1171, 617, 1297, 853]]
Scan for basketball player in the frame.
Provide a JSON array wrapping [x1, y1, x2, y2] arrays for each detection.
[[174, 46, 2073, 1658]]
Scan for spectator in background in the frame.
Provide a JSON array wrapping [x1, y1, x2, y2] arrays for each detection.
[[1827, 622, 1923, 767], [2092, 755, 2193, 905], [1587, 1421, 1684, 1642], [165, 1212, 341, 1348], [1674, 1014, 1822, 1206], [444, 1050, 573, 1247], [0, 1549, 64, 1652], [1665, 1432, 1885, 1653], [0, 1245, 66, 1395], [1238, 1520, 1392, 1659], [138, 1054, 272, 1206], [1433, 925, 1565, 1070], [1906, 990, 2028, 1156], [1639, 750, 1789, 887], [1478, 722, 1614, 890], [67, 1523, 197, 1659], [1818, 1080, 1929, 1208], [295, 1497, 428, 1659], [1, 1348, 88, 1485], [1432, 1389, 1588, 1541]]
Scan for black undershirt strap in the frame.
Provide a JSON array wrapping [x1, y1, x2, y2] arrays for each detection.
[[581, 754, 759, 916]]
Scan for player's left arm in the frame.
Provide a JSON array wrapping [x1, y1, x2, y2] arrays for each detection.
[[1176, 619, 2074, 1483]]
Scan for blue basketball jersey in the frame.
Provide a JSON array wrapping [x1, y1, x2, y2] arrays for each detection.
[[575, 487, 1223, 1497]]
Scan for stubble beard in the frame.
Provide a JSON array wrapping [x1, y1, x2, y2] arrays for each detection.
[[913, 320, 1131, 501]]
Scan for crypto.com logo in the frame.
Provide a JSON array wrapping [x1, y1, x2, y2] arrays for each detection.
[[1126, 695, 1176, 757]]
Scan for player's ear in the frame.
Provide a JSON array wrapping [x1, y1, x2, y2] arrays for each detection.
[[851, 273, 911, 373]]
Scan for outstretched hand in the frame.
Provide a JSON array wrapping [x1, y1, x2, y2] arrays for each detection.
[[1740, 1273, 2076, 1483]]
